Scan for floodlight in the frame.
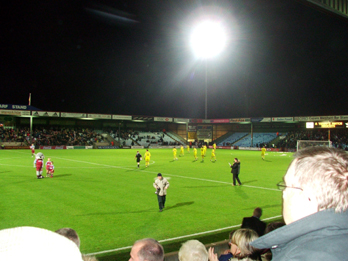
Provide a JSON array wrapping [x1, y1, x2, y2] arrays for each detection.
[[190, 20, 226, 59]]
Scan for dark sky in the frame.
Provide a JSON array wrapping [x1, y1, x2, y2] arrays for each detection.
[[1, 0, 348, 119]]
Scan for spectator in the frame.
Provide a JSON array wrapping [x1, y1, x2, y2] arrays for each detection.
[[55, 227, 98, 261], [260, 221, 285, 261], [241, 207, 266, 236], [217, 230, 234, 261], [0, 226, 83, 261], [129, 238, 164, 261], [251, 147, 348, 260], [264, 221, 285, 235], [209, 229, 260, 261], [55, 227, 80, 248], [178, 239, 208, 261]]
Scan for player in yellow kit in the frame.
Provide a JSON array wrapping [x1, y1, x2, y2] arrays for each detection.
[[180, 145, 184, 156], [213, 143, 216, 150], [144, 149, 151, 167], [200, 147, 205, 161], [203, 144, 207, 157], [187, 145, 190, 153], [173, 147, 178, 160], [210, 149, 216, 162], [261, 146, 266, 160], [193, 147, 197, 161]]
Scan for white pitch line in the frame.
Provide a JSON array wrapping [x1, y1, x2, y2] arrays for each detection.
[[0, 163, 115, 169], [0, 156, 26, 161], [53, 156, 280, 192], [53, 156, 136, 170], [1, 153, 279, 191], [137, 168, 279, 191], [87, 215, 283, 256], [0, 163, 35, 168]]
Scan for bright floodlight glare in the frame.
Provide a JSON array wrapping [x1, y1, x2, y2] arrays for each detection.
[[190, 20, 226, 59]]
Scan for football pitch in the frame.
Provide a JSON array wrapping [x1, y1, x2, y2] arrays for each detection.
[[0, 148, 293, 257]]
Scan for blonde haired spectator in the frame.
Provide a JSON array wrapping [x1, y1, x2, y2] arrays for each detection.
[[209, 229, 260, 261]]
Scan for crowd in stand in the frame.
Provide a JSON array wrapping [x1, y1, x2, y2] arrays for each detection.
[[0, 127, 29, 143], [3, 126, 348, 150], [32, 127, 105, 146], [0, 126, 105, 146], [108, 129, 139, 141], [1, 126, 186, 147], [108, 129, 182, 146], [277, 129, 348, 149]]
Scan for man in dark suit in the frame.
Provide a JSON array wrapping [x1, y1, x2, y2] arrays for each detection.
[[241, 207, 266, 236]]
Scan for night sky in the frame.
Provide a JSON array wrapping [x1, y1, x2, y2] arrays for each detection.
[[1, 0, 348, 119]]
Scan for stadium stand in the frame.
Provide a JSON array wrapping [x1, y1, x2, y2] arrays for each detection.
[[165, 132, 186, 145], [29, 127, 106, 146], [218, 132, 279, 148], [217, 132, 249, 146], [213, 132, 234, 146], [2, 126, 348, 150], [0, 127, 29, 143], [251, 133, 278, 147]]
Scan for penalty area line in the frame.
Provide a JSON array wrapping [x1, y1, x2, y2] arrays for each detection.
[[86, 215, 283, 256]]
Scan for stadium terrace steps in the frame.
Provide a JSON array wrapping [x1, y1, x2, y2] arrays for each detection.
[[234, 132, 278, 147], [219, 132, 280, 147], [218, 132, 249, 146], [102, 133, 120, 147], [214, 131, 234, 145], [166, 132, 186, 145]]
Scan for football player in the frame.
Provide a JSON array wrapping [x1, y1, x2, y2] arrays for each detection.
[[261, 146, 266, 160], [173, 147, 178, 160], [193, 147, 197, 161], [144, 150, 151, 168], [210, 149, 216, 162], [201, 147, 205, 161], [180, 145, 184, 156]]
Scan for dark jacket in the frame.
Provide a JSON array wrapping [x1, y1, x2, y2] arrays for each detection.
[[231, 161, 240, 174], [241, 216, 266, 236], [250, 209, 348, 260]]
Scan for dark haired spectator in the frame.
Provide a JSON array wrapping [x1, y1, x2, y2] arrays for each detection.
[[55, 227, 80, 248], [241, 207, 266, 236], [260, 221, 285, 261]]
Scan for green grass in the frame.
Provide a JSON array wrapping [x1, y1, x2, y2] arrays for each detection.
[[0, 148, 292, 259]]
